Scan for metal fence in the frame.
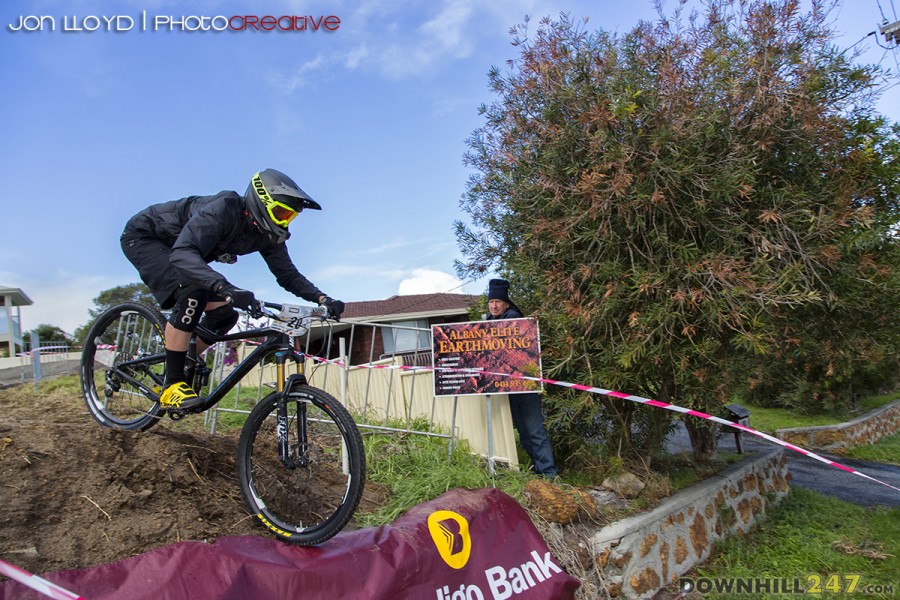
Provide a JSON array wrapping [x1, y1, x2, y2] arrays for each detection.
[[0, 339, 80, 387], [203, 317, 520, 469]]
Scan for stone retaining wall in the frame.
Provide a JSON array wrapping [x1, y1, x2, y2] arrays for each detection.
[[589, 449, 790, 599], [775, 400, 900, 452]]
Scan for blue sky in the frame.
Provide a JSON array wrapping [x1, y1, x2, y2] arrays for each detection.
[[2, 0, 899, 335]]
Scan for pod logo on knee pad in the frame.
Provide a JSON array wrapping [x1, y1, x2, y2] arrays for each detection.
[[181, 298, 200, 325], [428, 510, 471, 569]]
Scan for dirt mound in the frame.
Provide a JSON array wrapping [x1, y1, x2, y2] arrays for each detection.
[[0, 379, 383, 576]]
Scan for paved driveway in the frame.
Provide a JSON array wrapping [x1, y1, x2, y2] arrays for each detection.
[[665, 421, 900, 508]]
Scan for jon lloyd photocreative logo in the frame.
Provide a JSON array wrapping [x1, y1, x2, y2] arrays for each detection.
[[7, 12, 341, 33]]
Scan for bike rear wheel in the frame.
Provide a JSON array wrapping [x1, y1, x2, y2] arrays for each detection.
[[237, 387, 366, 545], [80, 302, 166, 431]]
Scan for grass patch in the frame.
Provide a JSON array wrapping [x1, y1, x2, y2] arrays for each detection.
[[736, 403, 850, 433], [355, 430, 532, 527], [859, 391, 900, 413], [739, 391, 898, 433], [33, 374, 82, 395], [845, 433, 900, 466], [696, 487, 900, 599]]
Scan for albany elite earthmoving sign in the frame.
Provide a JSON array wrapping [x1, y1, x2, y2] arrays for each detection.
[[432, 318, 543, 396]]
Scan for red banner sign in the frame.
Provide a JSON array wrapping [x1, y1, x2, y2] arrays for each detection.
[[432, 318, 543, 396], [0, 488, 579, 600]]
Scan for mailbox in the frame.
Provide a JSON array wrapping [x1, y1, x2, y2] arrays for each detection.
[[723, 403, 751, 454]]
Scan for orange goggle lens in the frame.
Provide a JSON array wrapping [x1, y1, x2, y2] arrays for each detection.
[[268, 202, 300, 226]]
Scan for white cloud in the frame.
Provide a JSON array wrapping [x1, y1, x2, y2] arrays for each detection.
[[0, 271, 122, 336], [269, 0, 487, 87], [397, 268, 466, 295], [276, 54, 328, 92]]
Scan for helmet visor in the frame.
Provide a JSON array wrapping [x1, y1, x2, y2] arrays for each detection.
[[268, 201, 301, 226]]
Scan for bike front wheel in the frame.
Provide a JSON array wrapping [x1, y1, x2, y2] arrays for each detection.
[[237, 386, 366, 546], [80, 302, 166, 431]]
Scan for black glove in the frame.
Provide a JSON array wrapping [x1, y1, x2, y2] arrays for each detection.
[[214, 282, 256, 312], [320, 296, 345, 321]]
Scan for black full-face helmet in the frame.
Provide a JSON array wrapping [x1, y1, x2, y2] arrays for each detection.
[[244, 168, 321, 244]]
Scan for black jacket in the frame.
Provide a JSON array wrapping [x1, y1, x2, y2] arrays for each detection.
[[486, 305, 523, 321], [124, 191, 324, 302]]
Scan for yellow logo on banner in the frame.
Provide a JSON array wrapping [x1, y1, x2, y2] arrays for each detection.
[[427, 510, 472, 570]]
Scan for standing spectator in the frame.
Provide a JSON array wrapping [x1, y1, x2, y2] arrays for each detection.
[[486, 279, 559, 477]]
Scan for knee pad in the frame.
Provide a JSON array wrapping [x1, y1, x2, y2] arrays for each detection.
[[197, 305, 239, 344], [168, 285, 209, 333]]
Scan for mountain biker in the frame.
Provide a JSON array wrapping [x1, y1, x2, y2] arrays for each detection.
[[120, 168, 345, 411]]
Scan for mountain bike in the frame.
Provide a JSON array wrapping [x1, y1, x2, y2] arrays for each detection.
[[79, 299, 365, 546]]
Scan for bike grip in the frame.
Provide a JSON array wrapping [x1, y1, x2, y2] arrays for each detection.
[[249, 300, 266, 318]]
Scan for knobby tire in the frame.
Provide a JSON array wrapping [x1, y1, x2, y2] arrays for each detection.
[[80, 302, 166, 431], [237, 387, 366, 545]]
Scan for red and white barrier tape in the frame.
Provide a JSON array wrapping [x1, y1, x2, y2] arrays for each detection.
[[302, 353, 900, 494], [0, 558, 85, 599]]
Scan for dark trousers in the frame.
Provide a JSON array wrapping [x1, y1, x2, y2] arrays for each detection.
[[510, 393, 558, 476]]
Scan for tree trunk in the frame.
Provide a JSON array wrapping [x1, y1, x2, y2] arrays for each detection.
[[683, 417, 718, 462]]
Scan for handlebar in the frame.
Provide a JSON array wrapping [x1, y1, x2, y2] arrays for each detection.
[[251, 300, 334, 324]]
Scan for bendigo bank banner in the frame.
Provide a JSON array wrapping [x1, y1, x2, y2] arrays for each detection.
[[0, 488, 579, 599], [432, 318, 543, 397]]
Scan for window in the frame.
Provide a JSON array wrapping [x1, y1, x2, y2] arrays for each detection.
[[381, 319, 430, 354]]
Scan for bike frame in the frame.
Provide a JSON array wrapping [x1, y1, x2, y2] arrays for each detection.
[[110, 324, 309, 413]]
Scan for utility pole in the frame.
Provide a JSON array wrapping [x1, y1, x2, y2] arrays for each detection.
[[879, 19, 900, 44]]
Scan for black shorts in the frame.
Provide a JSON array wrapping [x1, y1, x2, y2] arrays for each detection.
[[121, 231, 182, 309]]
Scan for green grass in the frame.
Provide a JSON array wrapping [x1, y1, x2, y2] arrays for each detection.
[[737, 403, 848, 433], [859, 391, 900, 413], [696, 487, 900, 599], [845, 433, 900, 465], [355, 429, 532, 527], [43, 375, 82, 394], [739, 391, 898, 434]]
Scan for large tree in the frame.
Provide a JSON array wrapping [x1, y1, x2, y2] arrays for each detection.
[[73, 283, 156, 344], [23, 325, 75, 347], [456, 1, 900, 462]]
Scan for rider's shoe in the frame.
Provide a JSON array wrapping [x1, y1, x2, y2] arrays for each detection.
[[159, 381, 203, 411]]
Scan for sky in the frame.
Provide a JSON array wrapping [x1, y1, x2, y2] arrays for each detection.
[[2, 0, 899, 336]]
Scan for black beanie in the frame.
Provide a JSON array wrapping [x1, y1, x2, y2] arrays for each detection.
[[487, 279, 511, 303]]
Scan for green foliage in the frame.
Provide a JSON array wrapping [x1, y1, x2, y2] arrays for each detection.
[[455, 2, 900, 463], [74, 283, 155, 344], [88, 283, 155, 318], [23, 324, 75, 346]]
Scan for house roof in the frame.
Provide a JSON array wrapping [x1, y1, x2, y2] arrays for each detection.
[[0, 287, 33, 306], [342, 293, 479, 321]]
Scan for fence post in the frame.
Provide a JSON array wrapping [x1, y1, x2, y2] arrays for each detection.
[[30, 330, 41, 390], [339, 337, 348, 407], [485, 394, 495, 478]]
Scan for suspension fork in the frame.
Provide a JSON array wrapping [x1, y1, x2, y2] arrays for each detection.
[[274, 349, 309, 468]]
